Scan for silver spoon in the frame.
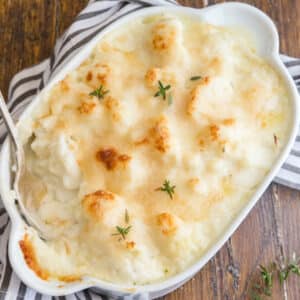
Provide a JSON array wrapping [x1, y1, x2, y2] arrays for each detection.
[[0, 90, 49, 240]]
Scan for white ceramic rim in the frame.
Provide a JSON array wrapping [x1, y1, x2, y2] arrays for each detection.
[[0, 2, 299, 298]]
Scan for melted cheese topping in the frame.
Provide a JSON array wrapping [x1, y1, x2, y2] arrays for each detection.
[[19, 14, 291, 285]]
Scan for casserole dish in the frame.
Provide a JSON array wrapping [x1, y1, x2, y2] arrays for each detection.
[[0, 2, 299, 298]]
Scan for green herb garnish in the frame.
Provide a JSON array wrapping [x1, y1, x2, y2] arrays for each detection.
[[259, 265, 273, 296], [190, 75, 202, 81], [156, 180, 176, 199], [279, 261, 300, 284], [250, 257, 300, 299], [125, 209, 130, 224], [89, 85, 109, 100], [112, 225, 131, 240], [154, 80, 172, 105], [250, 264, 274, 299]]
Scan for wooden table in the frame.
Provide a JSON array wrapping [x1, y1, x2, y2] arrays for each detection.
[[0, 1, 299, 299]]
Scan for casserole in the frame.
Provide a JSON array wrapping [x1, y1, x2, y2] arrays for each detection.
[[0, 2, 299, 298]]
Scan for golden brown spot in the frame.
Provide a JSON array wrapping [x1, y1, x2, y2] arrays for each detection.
[[209, 124, 220, 141], [134, 137, 149, 146], [145, 68, 176, 88], [85, 190, 114, 201], [126, 241, 136, 249], [150, 117, 170, 153], [243, 87, 261, 101], [208, 57, 223, 75], [19, 234, 49, 280], [103, 96, 121, 121], [153, 36, 168, 50], [188, 178, 200, 188], [202, 76, 210, 85], [58, 275, 81, 283], [86, 71, 93, 82], [119, 154, 131, 162], [187, 77, 210, 115], [82, 190, 115, 220], [96, 64, 110, 85], [77, 101, 96, 114], [199, 138, 206, 150], [96, 148, 131, 170], [198, 123, 222, 150], [152, 22, 176, 51], [222, 118, 235, 126], [145, 68, 160, 87], [157, 213, 177, 235], [60, 78, 70, 92], [104, 96, 119, 110]]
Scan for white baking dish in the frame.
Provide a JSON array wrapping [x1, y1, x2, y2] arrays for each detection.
[[0, 2, 299, 299]]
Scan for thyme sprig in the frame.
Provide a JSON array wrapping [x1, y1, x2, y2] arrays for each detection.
[[154, 80, 172, 105], [250, 257, 300, 299], [89, 85, 109, 100], [112, 210, 131, 240], [112, 225, 131, 240], [279, 261, 300, 284], [190, 75, 202, 81], [156, 179, 176, 199]]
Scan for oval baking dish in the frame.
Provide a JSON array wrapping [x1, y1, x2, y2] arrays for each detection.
[[0, 2, 299, 299]]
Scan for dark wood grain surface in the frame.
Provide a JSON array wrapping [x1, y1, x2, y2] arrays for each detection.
[[0, 1, 299, 299]]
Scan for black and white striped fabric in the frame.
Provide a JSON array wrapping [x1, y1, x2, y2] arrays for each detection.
[[0, 0, 299, 299]]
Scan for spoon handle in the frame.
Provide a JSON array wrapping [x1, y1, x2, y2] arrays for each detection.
[[0, 90, 50, 240]]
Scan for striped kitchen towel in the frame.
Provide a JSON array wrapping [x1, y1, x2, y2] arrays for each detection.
[[0, 0, 299, 299]]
